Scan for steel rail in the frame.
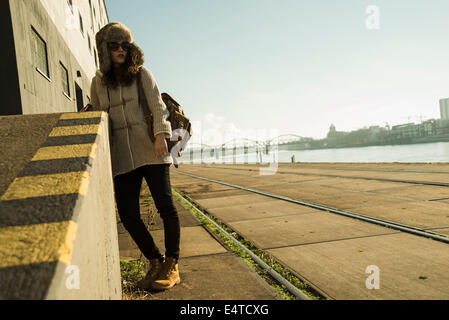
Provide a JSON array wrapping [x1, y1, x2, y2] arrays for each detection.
[[172, 189, 312, 300], [294, 166, 449, 175], [204, 165, 449, 187], [253, 164, 449, 175], [175, 171, 449, 245]]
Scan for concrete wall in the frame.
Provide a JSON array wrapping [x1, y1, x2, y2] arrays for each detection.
[[5, 0, 108, 115], [45, 111, 121, 299], [0, 0, 22, 115], [39, 0, 109, 76], [0, 111, 121, 299]]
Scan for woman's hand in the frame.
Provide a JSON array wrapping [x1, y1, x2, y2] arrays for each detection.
[[154, 133, 169, 158]]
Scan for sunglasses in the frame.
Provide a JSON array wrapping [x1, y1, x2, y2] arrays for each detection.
[[108, 41, 131, 51]]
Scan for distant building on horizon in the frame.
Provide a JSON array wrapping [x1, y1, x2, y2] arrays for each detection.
[[1, 0, 109, 116], [439, 98, 449, 120]]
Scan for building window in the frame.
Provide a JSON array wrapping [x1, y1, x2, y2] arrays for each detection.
[[31, 26, 50, 79], [88, 34, 91, 52], [60, 62, 70, 98], [89, 0, 94, 30], [79, 13, 84, 36], [98, 0, 102, 18], [94, 48, 98, 68]]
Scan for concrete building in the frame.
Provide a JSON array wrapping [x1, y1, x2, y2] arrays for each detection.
[[1, 0, 109, 116], [440, 98, 449, 120], [391, 123, 419, 138], [418, 119, 436, 136], [436, 119, 449, 135]]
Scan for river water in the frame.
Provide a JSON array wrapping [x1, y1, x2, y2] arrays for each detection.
[[179, 141, 449, 163]]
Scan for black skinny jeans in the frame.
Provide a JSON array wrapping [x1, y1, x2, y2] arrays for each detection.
[[113, 164, 180, 261]]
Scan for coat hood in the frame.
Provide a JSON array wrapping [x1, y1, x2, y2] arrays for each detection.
[[95, 22, 144, 75]]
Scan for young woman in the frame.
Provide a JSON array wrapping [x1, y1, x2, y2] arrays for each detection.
[[90, 22, 181, 290]]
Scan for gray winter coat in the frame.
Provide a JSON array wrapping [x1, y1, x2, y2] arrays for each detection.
[[90, 66, 173, 177]]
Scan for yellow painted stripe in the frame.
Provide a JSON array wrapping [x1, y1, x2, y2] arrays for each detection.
[[0, 221, 77, 268], [1, 171, 90, 201], [49, 124, 102, 137], [89, 142, 98, 160], [60, 111, 103, 119], [31, 144, 98, 161]]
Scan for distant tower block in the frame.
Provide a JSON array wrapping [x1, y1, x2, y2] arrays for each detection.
[[440, 98, 449, 120]]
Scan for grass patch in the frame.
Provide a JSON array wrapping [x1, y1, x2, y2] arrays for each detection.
[[172, 187, 325, 300], [120, 259, 153, 300], [120, 259, 145, 282]]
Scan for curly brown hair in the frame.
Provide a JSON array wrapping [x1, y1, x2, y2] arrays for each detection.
[[101, 42, 145, 89]]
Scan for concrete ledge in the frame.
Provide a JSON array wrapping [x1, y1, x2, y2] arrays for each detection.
[[0, 111, 121, 299]]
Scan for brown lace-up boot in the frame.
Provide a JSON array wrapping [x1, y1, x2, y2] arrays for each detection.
[[151, 257, 180, 290], [136, 258, 163, 289]]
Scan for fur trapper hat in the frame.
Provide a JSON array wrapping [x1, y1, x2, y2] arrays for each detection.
[[95, 22, 144, 75]]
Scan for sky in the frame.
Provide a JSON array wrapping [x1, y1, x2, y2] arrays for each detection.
[[106, 0, 449, 145]]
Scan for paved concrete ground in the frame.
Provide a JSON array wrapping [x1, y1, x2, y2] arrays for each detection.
[[0, 114, 61, 197], [175, 163, 449, 231], [169, 163, 449, 299], [117, 181, 281, 300]]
